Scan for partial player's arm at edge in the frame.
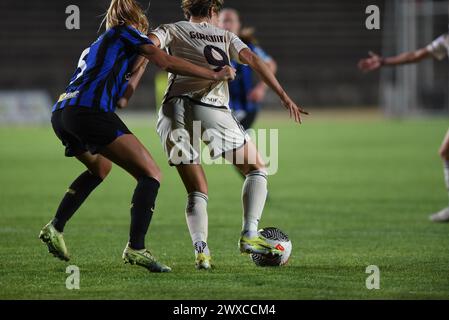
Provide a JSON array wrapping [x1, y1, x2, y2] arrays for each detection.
[[382, 47, 431, 66], [358, 48, 432, 72], [239, 48, 308, 123]]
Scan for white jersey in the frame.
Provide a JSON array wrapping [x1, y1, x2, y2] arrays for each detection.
[[427, 33, 449, 60], [151, 21, 248, 108]]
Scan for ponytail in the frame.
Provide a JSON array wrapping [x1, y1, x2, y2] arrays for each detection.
[[102, 0, 149, 34]]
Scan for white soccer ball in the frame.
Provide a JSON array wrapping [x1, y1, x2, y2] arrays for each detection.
[[250, 227, 292, 267]]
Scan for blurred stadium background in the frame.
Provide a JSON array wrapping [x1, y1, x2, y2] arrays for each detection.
[[0, 0, 447, 122]]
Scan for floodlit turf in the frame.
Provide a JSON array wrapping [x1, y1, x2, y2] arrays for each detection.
[[1, 112, 448, 300]]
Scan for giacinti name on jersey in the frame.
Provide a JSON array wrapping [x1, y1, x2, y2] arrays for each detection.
[[189, 31, 224, 43]]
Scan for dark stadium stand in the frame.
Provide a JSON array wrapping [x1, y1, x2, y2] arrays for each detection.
[[0, 0, 391, 109]]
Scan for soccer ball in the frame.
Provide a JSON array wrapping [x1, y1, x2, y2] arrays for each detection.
[[250, 227, 292, 267]]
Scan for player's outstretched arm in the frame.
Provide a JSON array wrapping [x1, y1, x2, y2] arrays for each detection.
[[358, 48, 431, 72], [117, 56, 148, 109], [239, 48, 308, 124], [140, 44, 235, 81], [248, 58, 278, 103]]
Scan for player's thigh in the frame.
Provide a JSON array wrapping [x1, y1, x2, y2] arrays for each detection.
[[100, 134, 161, 181], [196, 106, 249, 161], [226, 140, 266, 176], [440, 129, 449, 160], [176, 164, 208, 195], [76, 152, 112, 180]]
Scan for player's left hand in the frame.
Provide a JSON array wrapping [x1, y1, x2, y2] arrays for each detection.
[[281, 95, 309, 124]]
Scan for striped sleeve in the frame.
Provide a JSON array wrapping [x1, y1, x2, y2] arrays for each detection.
[[120, 26, 153, 50]]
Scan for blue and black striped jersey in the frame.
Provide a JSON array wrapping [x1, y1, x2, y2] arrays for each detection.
[[52, 25, 153, 113]]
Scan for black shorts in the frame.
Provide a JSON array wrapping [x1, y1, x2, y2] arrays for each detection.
[[51, 106, 132, 157]]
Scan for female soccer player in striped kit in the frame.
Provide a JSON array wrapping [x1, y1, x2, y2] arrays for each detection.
[[39, 0, 235, 272], [358, 32, 449, 223], [128, 0, 306, 270]]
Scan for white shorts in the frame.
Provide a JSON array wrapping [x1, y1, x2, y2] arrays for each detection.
[[157, 97, 250, 166]]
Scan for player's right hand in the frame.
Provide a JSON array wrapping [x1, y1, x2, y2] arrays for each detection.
[[358, 51, 383, 72], [215, 65, 236, 81]]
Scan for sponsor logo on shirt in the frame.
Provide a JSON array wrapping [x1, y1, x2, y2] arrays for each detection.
[[58, 91, 79, 102]]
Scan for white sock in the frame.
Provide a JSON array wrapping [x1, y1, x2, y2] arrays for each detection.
[[185, 192, 210, 255], [242, 170, 268, 238], [444, 161, 449, 201]]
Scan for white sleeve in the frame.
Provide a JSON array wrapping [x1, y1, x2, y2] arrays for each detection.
[[426, 34, 449, 61], [150, 24, 173, 50], [228, 32, 249, 63]]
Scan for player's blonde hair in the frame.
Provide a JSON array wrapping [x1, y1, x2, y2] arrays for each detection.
[[181, 0, 224, 20], [103, 0, 149, 34]]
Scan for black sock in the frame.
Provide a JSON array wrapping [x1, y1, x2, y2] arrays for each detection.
[[52, 171, 103, 232], [129, 176, 160, 250]]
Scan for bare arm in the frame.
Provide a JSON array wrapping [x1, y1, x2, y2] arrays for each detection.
[[358, 48, 432, 72], [239, 48, 307, 123], [384, 48, 431, 65], [249, 58, 278, 103], [117, 56, 148, 109], [257, 59, 278, 87], [139, 44, 235, 81]]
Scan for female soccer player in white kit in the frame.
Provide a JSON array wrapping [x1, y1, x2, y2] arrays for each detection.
[[359, 32, 449, 223], [129, 0, 306, 269]]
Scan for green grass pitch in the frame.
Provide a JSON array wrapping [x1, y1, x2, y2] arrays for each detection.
[[1, 114, 448, 299]]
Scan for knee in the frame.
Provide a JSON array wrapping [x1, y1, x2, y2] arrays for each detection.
[[152, 170, 163, 184], [100, 161, 113, 179], [90, 158, 112, 180], [141, 166, 162, 184], [133, 158, 163, 183]]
